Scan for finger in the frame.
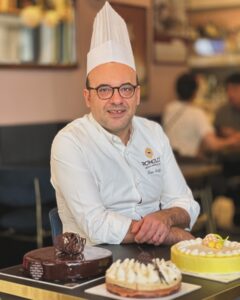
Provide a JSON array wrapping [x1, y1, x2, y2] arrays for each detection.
[[151, 230, 161, 244], [136, 218, 166, 243], [157, 231, 168, 245], [131, 219, 143, 234], [135, 222, 153, 243], [139, 227, 156, 243], [153, 240, 162, 246], [145, 222, 164, 243], [150, 225, 170, 245], [151, 225, 166, 242]]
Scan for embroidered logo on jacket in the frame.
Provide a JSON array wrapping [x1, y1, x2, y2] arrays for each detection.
[[142, 148, 161, 171], [145, 147, 153, 159]]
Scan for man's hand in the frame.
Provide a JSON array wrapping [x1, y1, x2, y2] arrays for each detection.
[[122, 219, 143, 243], [131, 211, 172, 245], [130, 207, 191, 245], [219, 127, 240, 138]]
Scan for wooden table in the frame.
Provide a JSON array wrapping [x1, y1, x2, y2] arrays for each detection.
[[1, 243, 240, 300], [180, 163, 222, 181]]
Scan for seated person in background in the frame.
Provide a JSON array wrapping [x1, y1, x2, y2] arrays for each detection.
[[50, 3, 200, 246], [214, 73, 240, 187], [163, 72, 240, 158], [214, 73, 240, 138]]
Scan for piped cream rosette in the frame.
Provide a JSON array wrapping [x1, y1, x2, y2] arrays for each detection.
[[106, 258, 182, 295]]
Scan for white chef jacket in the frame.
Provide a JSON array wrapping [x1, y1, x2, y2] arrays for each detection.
[[163, 100, 214, 157], [51, 113, 200, 245]]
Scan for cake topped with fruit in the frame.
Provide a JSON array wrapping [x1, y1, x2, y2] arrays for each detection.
[[202, 233, 229, 250], [105, 257, 182, 298], [171, 233, 240, 274]]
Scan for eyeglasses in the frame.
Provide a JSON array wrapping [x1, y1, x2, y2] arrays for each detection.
[[87, 83, 138, 100]]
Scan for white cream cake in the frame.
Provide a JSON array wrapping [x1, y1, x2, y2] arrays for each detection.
[[105, 258, 182, 298]]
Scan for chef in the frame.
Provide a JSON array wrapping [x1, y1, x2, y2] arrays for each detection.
[[50, 1, 200, 245]]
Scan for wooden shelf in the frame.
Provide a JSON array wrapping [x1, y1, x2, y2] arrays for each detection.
[[188, 54, 240, 69], [0, 63, 79, 69], [0, 13, 20, 26], [187, 0, 240, 11], [0, 9, 19, 15]]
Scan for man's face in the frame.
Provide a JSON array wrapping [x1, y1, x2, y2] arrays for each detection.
[[227, 83, 240, 110], [83, 63, 140, 140]]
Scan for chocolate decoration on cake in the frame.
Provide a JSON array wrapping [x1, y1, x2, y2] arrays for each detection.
[[137, 246, 153, 265], [29, 261, 43, 280], [153, 263, 168, 284], [137, 249, 170, 285], [54, 232, 86, 259]]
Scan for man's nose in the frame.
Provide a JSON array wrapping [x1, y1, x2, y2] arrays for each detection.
[[110, 88, 123, 104]]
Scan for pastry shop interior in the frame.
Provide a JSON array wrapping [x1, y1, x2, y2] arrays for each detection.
[[0, 1, 240, 299]]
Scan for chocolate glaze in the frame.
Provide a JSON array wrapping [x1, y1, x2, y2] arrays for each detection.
[[23, 246, 112, 282]]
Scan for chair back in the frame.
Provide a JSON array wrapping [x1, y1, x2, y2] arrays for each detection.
[[0, 166, 55, 248], [0, 166, 55, 207], [49, 207, 62, 243]]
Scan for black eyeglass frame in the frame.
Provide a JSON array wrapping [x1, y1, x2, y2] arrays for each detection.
[[86, 83, 139, 100]]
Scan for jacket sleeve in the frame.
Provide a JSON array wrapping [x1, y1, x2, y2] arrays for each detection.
[[50, 133, 131, 245], [160, 129, 200, 229]]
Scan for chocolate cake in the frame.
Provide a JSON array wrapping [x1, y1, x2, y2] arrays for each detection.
[[23, 232, 112, 282]]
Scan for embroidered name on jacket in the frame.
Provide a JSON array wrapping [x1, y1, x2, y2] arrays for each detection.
[[141, 156, 160, 169]]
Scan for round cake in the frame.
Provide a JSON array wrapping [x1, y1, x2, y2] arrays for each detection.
[[23, 232, 112, 282], [171, 234, 240, 274], [105, 258, 182, 298]]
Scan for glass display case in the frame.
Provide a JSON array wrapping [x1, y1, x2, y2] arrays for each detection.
[[187, 1, 240, 115], [0, 0, 77, 68]]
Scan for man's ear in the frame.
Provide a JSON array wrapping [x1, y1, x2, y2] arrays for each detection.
[[83, 89, 91, 108]]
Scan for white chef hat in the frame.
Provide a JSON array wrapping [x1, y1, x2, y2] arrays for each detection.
[[87, 1, 136, 75]]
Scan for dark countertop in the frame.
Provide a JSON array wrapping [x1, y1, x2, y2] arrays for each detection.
[[1, 243, 240, 300]]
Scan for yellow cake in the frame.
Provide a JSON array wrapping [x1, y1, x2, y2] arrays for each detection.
[[171, 234, 240, 274], [105, 258, 182, 298]]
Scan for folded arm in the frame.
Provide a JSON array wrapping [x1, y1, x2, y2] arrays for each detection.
[[122, 131, 200, 246], [202, 132, 240, 152], [127, 207, 191, 245]]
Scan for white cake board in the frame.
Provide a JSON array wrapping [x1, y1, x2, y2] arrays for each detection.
[[85, 282, 201, 300], [182, 271, 240, 283]]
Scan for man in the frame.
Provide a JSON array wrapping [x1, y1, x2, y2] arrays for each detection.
[[214, 73, 240, 137], [163, 73, 240, 158], [214, 73, 240, 179], [51, 2, 200, 246]]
